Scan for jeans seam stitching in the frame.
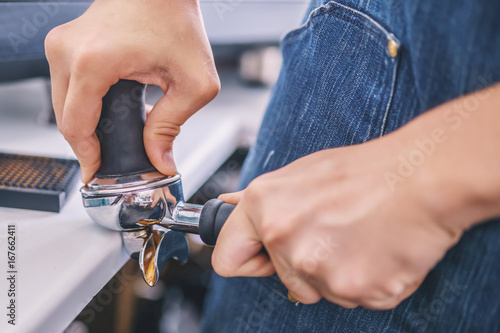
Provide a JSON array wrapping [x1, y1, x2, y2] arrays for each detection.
[[282, 1, 399, 49], [328, 1, 393, 40], [380, 54, 400, 136]]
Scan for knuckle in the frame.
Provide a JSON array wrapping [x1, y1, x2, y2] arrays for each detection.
[[204, 76, 221, 100], [59, 124, 76, 142], [385, 280, 405, 298], [187, 73, 220, 104], [260, 221, 283, 247], [44, 26, 65, 60], [60, 131, 79, 143], [211, 254, 232, 278], [291, 255, 319, 278], [243, 178, 265, 204], [72, 49, 98, 74], [59, 123, 92, 143], [71, 42, 113, 76], [261, 213, 298, 248], [327, 275, 365, 301], [145, 121, 181, 142]]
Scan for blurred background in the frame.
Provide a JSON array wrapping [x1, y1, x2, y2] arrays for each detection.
[[0, 1, 308, 332]]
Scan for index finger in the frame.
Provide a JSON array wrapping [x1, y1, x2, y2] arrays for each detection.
[[211, 203, 275, 278], [59, 75, 111, 182]]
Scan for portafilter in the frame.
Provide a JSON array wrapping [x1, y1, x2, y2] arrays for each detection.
[[80, 80, 235, 286]]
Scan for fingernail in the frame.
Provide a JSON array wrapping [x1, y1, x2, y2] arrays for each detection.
[[162, 151, 177, 174]]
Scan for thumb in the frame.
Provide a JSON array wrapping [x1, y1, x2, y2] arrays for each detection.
[[143, 94, 187, 176], [143, 79, 219, 175], [218, 191, 244, 205]]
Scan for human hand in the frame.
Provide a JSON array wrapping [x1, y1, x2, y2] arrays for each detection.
[[45, 0, 219, 182], [212, 134, 466, 309]]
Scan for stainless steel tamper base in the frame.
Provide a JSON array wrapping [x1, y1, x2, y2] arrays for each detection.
[[80, 171, 205, 239], [81, 172, 182, 232]]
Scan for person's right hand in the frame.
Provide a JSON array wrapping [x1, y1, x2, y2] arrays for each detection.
[[45, 0, 220, 182]]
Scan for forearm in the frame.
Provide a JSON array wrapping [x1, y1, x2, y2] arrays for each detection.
[[387, 83, 500, 232]]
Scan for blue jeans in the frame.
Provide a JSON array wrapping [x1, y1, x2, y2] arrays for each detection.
[[202, 1, 500, 332]]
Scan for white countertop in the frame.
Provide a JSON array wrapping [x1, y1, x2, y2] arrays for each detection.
[[0, 74, 270, 333]]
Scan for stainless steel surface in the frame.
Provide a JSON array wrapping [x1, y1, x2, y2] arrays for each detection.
[[121, 229, 150, 259], [136, 202, 203, 234], [81, 174, 183, 231], [81, 172, 181, 194], [81, 172, 194, 287], [168, 202, 203, 233], [138, 227, 189, 286]]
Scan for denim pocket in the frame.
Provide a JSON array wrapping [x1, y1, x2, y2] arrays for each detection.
[[251, 1, 401, 171]]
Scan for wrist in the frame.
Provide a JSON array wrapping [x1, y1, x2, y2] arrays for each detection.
[[396, 99, 500, 234], [420, 162, 500, 230], [415, 158, 484, 234]]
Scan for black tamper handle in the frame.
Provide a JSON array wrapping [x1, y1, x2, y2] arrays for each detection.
[[199, 199, 236, 246], [95, 80, 156, 178]]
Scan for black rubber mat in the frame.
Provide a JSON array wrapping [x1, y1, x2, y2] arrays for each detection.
[[0, 153, 80, 212]]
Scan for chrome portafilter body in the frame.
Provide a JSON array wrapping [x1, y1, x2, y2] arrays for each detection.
[[81, 171, 197, 286], [81, 172, 184, 232]]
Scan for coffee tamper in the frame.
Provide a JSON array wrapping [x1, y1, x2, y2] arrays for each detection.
[[80, 80, 235, 286]]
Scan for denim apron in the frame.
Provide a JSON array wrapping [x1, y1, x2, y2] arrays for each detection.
[[202, 1, 500, 332]]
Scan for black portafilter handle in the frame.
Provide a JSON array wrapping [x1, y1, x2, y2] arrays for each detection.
[[199, 199, 236, 246], [95, 80, 156, 178]]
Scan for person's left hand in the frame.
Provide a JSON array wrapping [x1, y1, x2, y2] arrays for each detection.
[[212, 131, 465, 309]]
